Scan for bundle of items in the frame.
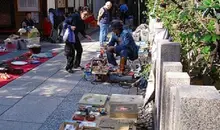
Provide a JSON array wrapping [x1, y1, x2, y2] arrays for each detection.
[[60, 93, 142, 130], [4, 34, 21, 51], [59, 121, 99, 130], [0, 51, 57, 87], [18, 26, 41, 52], [83, 58, 109, 82]]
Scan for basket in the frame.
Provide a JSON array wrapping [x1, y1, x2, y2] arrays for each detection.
[[28, 45, 41, 54]]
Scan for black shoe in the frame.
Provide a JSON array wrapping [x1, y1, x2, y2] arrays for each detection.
[[67, 69, 74, 73], [73, 65, 84, 70], [65, 66, 69, 71]]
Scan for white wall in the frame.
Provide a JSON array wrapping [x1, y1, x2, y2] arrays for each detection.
[[93, 0, 105, 18], [75, 0, 80, 10], [47, 0, 55, 11], [80, 0, 84, 6]]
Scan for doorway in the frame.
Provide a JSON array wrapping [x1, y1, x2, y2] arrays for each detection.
[[0, 0, 15, 30]]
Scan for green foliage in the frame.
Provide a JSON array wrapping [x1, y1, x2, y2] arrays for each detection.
[[141, 64, 152, 79], [145, 0, 220, 84]]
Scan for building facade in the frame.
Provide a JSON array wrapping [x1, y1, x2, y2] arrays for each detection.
[[0, 0, 145, 33]]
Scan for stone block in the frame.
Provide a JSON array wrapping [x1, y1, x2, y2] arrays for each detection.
[[163, 72, 190, 130], [159, 62, 182, 130], [110, 94, 143, 107], [155, 42, 181, 130], [0, 120, 41, 130], [174, 85, 220, 130], [0, 95, 64, 123]]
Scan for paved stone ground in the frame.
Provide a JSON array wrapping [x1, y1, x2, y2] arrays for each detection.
[[0, 30, 134, 130]]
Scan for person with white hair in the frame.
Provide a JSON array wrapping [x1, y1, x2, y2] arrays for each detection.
[[97, 1, 112, 46]]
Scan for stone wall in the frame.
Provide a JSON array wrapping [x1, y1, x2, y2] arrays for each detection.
[[148, 18, 220, 130]]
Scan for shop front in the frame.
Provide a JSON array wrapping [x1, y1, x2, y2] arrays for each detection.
[[0, 0, 47, 33]]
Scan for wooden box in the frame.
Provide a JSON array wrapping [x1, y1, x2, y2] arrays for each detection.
[[109, 94, 143, 107], [78, 93, 108, 107], [109, 104, 138, 119]]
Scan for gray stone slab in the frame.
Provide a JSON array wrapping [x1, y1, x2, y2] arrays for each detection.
[[69, 81, 94, 95], [174, 85, 220, 130], [0, 96, 22, 106], [129, 87, 137, 95], [30, 70, 81, 97], [110, 85, 130, 94], [160, 62, 182, 130], [90, 83, 112, 94], [164, 72, 190, 130], [38, 100, 79, 130], [143, 81, 154, 107], [155, 42, 181, 130], [0, 81, 42, 96], [0, 105, 11, 115], [0, 95, 63, 123], [0, 120, 42, 130]]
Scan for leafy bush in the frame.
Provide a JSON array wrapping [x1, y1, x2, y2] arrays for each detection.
[[145, 0, 220, 85]]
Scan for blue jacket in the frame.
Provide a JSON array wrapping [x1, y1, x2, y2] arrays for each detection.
[[63, 13, 87, 43], [109, 30, 138, 60]]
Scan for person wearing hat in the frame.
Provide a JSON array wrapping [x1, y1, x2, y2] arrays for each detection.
[[106, 20, 138, 72]]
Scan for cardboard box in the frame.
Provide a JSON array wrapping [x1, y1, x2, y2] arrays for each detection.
[[109, 104, 138, 119], [109, 94, 143, 107], [78, 93, 108, 107], [20, 28, 39, 39]]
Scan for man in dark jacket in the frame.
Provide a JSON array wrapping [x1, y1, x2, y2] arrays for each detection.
[[63, 6, 92, 73], [21, 12, 35, 28]]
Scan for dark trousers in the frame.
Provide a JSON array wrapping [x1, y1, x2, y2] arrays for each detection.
[[120, 12, 127, 24], [64, 38, 83, 70], [107, 49, 130, 66]]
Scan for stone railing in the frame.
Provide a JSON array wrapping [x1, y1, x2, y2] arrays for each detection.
[[148, 18, 220, 130]]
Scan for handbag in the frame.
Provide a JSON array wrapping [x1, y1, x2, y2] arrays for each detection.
[[63, 28, 75, 43]]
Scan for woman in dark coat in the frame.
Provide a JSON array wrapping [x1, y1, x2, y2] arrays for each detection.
[[63, 6, 92, 73]]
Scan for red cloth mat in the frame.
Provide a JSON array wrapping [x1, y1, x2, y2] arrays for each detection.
[[0, 52, 58, 88], [0, 51, 9, 56]]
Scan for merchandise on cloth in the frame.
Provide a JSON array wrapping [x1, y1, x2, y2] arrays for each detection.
[[0, 52, 57, 88], [0, 51, 9, 56]]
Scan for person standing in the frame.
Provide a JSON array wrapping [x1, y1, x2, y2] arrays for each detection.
[[49, 8, 65, 43], [63, 6, 92, 73], [97, 1, 112, 46], [119, 3, 128, 24]]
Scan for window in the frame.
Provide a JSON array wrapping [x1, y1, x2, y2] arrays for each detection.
[[17, 0, 39, 12]]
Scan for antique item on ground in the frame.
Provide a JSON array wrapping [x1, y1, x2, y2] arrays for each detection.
[[8, 68, 24, 75], [109, 94, 144, 107], [28, 44, 41, 54], [59, 122, 79, 130], [99, 118, 131, 130], [78, 93, 108, 107], [0, 73, 11, 80], [109, 104, 138, 119], [11, 61, 28, 66], [0, 65, 9, 73], [30, 60, 41, 64], [32, 52, 53, 58], [99, 118, 117, 129], [72, 114, 85, 121], [85, 114, 96, 121]]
